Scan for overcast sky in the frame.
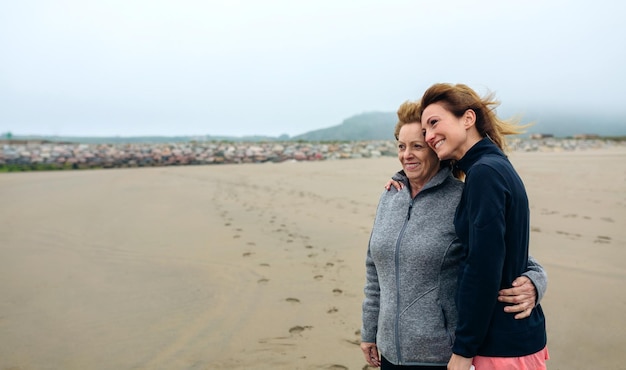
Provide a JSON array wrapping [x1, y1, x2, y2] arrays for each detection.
[[1, 0, 624, 137]]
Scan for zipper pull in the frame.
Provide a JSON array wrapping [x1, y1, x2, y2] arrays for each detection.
[[407, 199, 413, 220]]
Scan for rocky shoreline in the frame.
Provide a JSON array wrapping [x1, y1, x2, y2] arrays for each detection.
[[1, 138, 624, 171]]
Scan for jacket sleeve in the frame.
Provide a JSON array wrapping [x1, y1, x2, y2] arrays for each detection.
[[361, 244, 380, 343], [522, 255, 548, 304]]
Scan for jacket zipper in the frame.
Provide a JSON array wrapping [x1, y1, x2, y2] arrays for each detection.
[[394, 196, 415, 364]]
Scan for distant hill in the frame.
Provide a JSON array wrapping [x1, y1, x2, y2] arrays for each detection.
[[291, 112, 397, 141], [295, 111, 625, 141], [292, 111, 625, 141], [5, 111, 625, 144]]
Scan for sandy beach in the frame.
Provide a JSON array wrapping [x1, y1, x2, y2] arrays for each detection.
[[1, 148, 625, 370]]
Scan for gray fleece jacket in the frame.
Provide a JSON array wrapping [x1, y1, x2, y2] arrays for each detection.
[[361, 167, 547, 366]]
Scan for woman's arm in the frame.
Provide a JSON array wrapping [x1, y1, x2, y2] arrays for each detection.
[[498, 255, 547, 319], [523, 255, 547, 303], [361, 246, 381, 345]]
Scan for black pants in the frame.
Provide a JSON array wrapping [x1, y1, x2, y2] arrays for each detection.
[[381, 355, 447, 370]]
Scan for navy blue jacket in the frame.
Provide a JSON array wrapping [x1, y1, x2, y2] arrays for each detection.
[[452, 138, 546, 357]]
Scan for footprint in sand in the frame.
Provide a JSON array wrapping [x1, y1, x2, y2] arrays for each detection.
[[556, 231, 582, 239], [289, 325, 312, 334], [242, 252, 253, 257], [233, 235, 241, 239], [531, 226, 541, 232], [326, 365, 348, 370], [345, 329, 363, 344], [314, 275, 323, 281], [285, 297, 300, 303], [327, 307, 338, 314], [601, 217, 615, 223], [257, 278, 269, 284], [247, 242, 256, 246], [260, 263, 270, 267], [308, 253, 318, 258], [305, 245, 314, 249], [332, 288, 343, 295], [594, 236, 611, 244]]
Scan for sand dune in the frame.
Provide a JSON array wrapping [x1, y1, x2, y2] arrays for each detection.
[[1, 148, 624, 369]]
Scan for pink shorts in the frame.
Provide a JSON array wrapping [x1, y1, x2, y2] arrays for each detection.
[[472, 347, 549, 370]]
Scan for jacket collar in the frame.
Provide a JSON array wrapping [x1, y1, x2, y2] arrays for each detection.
[[393, 166, 452, 193], [457, 137, 505, 173]]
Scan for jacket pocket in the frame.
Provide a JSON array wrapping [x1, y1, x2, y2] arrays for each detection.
[[397, 288, 453, 363]]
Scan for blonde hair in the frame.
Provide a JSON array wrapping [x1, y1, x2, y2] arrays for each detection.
[[394, 100, 421, 140], [418, 83, 529, 152]]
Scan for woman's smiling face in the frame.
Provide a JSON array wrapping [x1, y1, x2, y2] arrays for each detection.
[[421, 102, 469, 161], [397, 122, 440, 185]]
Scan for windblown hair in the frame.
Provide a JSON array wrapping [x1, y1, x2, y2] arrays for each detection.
[[418, 83, 529, 152], [394, 100, 421, 140]]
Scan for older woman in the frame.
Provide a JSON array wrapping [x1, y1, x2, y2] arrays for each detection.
[[360, 101, 546, 369]]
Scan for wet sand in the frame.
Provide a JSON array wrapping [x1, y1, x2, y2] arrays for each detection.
[[1, 148, 624, 370]]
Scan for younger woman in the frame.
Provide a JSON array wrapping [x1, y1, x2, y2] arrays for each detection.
[[419, 83, 548, 370]]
